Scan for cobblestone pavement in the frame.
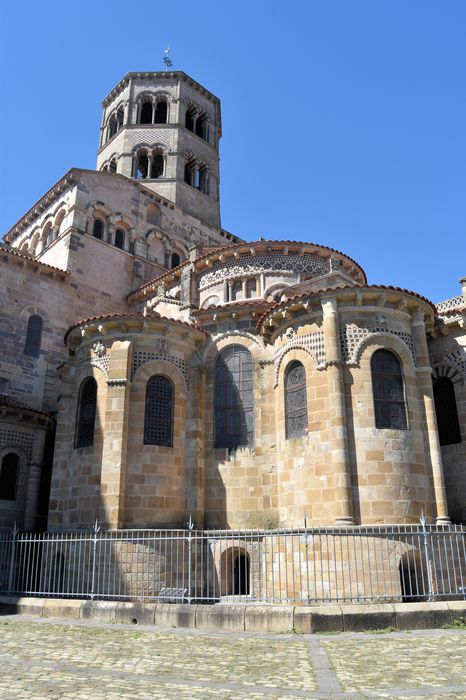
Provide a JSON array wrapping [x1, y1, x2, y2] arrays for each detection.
[[0, 616, 465, 699]]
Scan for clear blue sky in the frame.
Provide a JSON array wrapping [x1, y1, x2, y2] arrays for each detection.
[[1, 1, 465, 302]]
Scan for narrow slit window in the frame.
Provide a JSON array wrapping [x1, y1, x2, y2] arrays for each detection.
[[92, 219, 104, 240], [144, 375, 174, 446], [115, 229, 125, 250], [75, 377, 97, 448], [24, 314, 43, 358], [0, 453, 19, 501]]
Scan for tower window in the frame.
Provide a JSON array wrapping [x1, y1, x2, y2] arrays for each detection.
[[140, 101, 153, 124], [433, 377, 461, 446], [215, 344, 254, 448], [0, 453, 19, 501], [24, 314, 43, 358], [151, 154, 164, 179], [135, 154, 149, 179], [184, 160, 195, 186], [371, 349, 407, 430], [144, 375, 174, 446], [170, 252, 180, 269], [154, 101, 167, 124], [185, 107, 195, 132], [285, 361, 308, 439], [116, 106, 124, 130], [198, 167, 210, 195], [115, 229, 125, 250], [92, 219, 104, 240], [109, 158, 117, 173], [75, 377, 97, 449]]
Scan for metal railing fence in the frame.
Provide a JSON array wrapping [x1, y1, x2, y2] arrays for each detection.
[[0, 520, 465, 605]]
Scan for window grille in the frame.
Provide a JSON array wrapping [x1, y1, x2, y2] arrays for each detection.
[[0, 453, 19, 500], [433, 377, 461, 445], [144, 375, 174, 447], [24, 314, 43, 358], [215, 345, 254, 448], [75, 378, 97, 448], [371, 350, 407, 430], [285, 361, 308, 439]]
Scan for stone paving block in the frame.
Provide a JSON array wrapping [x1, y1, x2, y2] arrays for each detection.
[[293, 605, 343, 633], [195, 603, 246, 631], [80, 600, 117, 622], [447, 600, 466, 623], [16, 596, 45, 616], [115, 601, 156, 625], [244, 605, 294, 633], [42, 598, 82, 620], [154, 603, 197, 628], [394, 601, 452, 629], [342, 603, 396, 632]]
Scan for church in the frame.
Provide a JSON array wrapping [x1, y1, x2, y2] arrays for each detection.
[[0, 70, 465, 535]]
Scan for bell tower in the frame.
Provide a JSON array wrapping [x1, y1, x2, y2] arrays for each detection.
[[96, 71, 221, 229]]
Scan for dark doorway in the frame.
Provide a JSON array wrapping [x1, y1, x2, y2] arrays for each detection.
[[233, 552, 250, 595]]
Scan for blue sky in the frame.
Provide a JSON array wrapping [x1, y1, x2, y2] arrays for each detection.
[[1, 1, 465, 302]]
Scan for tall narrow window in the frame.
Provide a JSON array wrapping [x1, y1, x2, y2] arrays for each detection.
[[144, 375, 174, 446], [285, 361, 308, 439], [75, 377, 97, 448], [114, 229, 125, 250], [92, 219, 104, 240], [116, 106, 124, 129], [371, 349, 407, 430], [0, 453, 19, 500], [185, 107, 195, 132], [151, 154, 164, 178], [140, 101, 153, 124], [215, 345, 254, 448], [170, 252, 180, 269], [433, 377, 461, 445], [154, 101, 167, 124], [24, 314, 43, 358], [109, 158, 117, 173]]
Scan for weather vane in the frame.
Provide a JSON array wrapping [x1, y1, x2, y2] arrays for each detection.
[[163, 48, 173, 70]]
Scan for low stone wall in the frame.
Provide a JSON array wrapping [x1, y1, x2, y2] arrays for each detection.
[[1, 596, 465, 634]]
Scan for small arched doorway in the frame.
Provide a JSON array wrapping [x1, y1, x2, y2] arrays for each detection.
[[233, 551, 250, 595]]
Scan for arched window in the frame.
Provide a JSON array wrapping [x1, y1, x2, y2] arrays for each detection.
[[0, 453, 19, 501], [170, 252, 180, 269], [134, 153, 148, 179], [231, 281, 242, 301], [184, 160, 195, 186], [198, 167, 210, 195], [196, 113, 209, 141], [433, 377, 461, 446], [109, 158, 117, 173], [92, 219, 104, 240], [108, 114, 117, 139], [185, 107, 195, 132], [154, 100, 167, 124], [285, 361, 308, 439], [24, 314, 43, 358], [144, 375, 174, 446], [75, 377, 97, 448], [371, 349, 407, 430], [151, 154, 164, 179], [246, 279, 257, 298], [140, 101, 153, 124], [115, 229, 125, 250], [215, 345, 254, 448], [116, 106, 124, 129]]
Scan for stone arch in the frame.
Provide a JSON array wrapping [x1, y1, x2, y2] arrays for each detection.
[[201, 294, 221, 309], [86, 201, 112, 237], [202, 332, 265, 365], [147, 229, 169, 265], [73, 362, 108, 397], [263, 282, 292, 302], [131, 356, 188, 392], [432, 362, 464, 385], [19, 304, 50, 328], [274, 343, 319, 388], [352, 332, 416, 370]]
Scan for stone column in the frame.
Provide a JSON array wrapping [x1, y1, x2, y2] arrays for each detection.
[[184, 364, 206, 528], [322, 298, 354, 525], [412, 309, 450, 523], [223, 279, 228, 303], [100, 341, 132, 529], [147, 156, 153, 179], [23, 428, 47, 531], [242, 279, 247, 300]]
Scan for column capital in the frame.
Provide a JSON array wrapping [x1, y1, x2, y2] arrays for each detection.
[[321, 298, 338, 316]]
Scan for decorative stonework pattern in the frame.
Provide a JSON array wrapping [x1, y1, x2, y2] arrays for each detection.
[[165, 221, 219, 247], [133, 83, 177, 100], [180, 83, 216, 121], [129, 130, 171, 149], [199, 253, 330, 291], [180, 133, 214, 165], [273, 331, 325, 386], [131, 351, 188, 387], [0, 429, 33, 459], [442, 348, 466, 378], [75, 355, 110, 379], [436, 295, 464, 313], [339, 324, 416, 365]]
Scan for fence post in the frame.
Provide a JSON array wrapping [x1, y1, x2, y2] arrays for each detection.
[[304, 514, 311, 605], [187, 515, 193, 604], [90, 518, 100, 601], [420, 513, 434, 601], [7, 522, 18, 593]]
